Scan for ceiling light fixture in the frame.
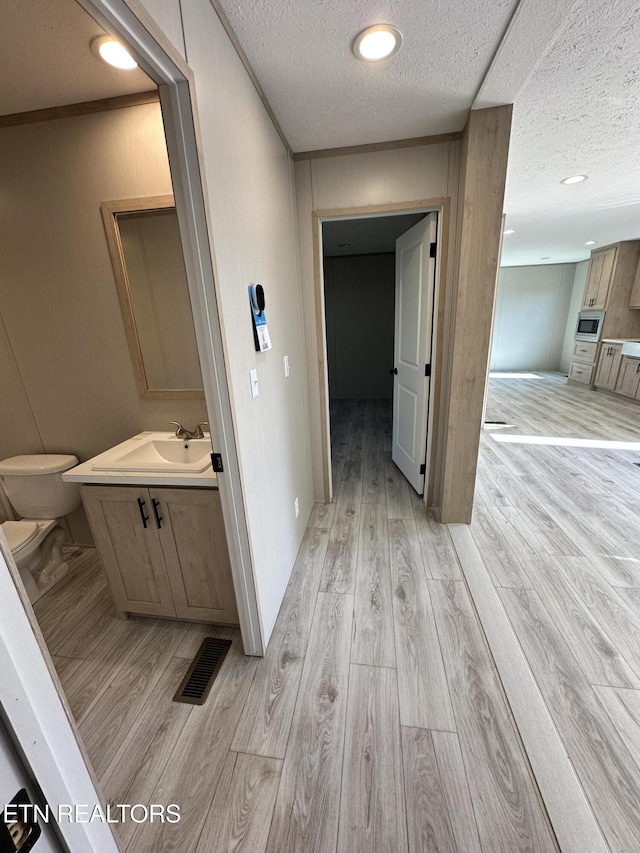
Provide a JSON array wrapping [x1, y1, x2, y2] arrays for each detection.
[[353, 25, 402, 61], [584, 240, 597, 245], [91, 35, 138, 70], [503, 228, 516, 235], [560, 175, 587, 184]]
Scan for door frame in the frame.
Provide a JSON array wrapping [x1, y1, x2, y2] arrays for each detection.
[[71, 0, 263, 655], [313, 199, 448, 503], [0, 3, 265, 844]]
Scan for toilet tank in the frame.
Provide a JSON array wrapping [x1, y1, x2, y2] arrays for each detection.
[[0, 455, 81, 519]]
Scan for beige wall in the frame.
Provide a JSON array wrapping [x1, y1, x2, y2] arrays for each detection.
[[139, 0, 314, 642], [0, 102, 206, 540], [295, 142, 461, 500]]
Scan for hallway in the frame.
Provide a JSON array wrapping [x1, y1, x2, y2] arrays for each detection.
[[37, 396, 556, 852]]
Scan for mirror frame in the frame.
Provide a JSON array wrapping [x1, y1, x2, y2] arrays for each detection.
[[101, 194, 204, 400]]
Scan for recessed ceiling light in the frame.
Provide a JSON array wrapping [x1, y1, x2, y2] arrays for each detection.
[[91, 35, 138, 70], [584, 240, 597, 245], [503, 228, 516, 235], [353, 25, 402, 61], [560, 175, 588, 184]]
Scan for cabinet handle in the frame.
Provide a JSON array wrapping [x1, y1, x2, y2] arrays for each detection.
[[137, 497, 149, 529], [151, 498, 163, 529], [637, 363, 640, 374]]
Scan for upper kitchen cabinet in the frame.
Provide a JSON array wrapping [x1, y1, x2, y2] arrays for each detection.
[[582, 246, 617, 310], [583, 241, 640, 339], [630, 256, 640, 309]]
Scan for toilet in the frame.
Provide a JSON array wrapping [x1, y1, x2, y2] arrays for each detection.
[[0, 454, 82, 603]]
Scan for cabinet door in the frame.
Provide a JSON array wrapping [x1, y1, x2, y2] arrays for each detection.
[[615, 357, 640, 397], [582, 252, 603, 309], [81, 485, 175, 617], [594, 344, 622, 389], [151, 487, 238, 624], [594, 346, 611, 388], [593, 247, 617, 309], [631, 260, 640, 309]]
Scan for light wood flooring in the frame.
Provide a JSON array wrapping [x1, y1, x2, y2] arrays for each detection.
[[471, 371, 640, 853], [34, 393, 559, 852]]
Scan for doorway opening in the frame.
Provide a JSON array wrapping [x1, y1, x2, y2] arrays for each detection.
[[320, 208, 440, 504], [0, 0, 261, 848]]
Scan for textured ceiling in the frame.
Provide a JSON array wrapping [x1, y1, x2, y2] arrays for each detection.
[[0, 0, 154, 116], [3, 0, 638, 268], [500, 0, 640, 265], [219, 0, 640, 267], [219, 0, 521, 151]]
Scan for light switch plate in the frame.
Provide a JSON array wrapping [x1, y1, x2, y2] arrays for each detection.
[[249, 368, 259, 398]]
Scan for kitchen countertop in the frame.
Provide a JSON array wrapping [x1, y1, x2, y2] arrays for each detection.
[[601, 338, 640, 343], [62, 432, 218, 488]]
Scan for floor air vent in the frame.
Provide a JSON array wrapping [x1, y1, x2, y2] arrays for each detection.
[[173, 638, 232, 705], [484, 420, 508, 425]]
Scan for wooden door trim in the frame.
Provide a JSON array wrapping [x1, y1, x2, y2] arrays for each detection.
[[73, 0, 263, 655], [312, 198, 450, 503]]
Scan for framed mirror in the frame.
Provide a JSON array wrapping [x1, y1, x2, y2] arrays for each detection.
[[101, 195, 204, 400]]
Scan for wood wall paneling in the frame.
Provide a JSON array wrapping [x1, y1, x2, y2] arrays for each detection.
[[438, 106, 513, 523], [600, 241, 640, 339]]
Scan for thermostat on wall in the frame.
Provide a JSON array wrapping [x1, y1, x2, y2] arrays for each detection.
[[248, 284, 272, 352]]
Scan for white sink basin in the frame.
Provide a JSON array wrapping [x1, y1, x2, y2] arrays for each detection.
[[621, 341, 640, 358], [92, 433, 212, 474]]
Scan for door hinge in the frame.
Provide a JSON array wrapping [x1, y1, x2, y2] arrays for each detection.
[[420, 463, 426, 475], [425, 363, 431, 377], [211, 452, 224, 473], [429, 242, 437, 258]]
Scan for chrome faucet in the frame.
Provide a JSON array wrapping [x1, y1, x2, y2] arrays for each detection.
[[169, 421, 209, 440], [194, 422, 209, 439]]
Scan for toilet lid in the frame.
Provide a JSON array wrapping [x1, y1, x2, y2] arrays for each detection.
[[2, 521, 39, 554]]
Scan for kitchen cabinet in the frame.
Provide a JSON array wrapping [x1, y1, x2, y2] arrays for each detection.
[[615, 356, 640, 398], [81, 484, 238, 624], [582, 246, 617, 310], [593, 343, 623, 390], [568, 361, 593, 385], [630, 259, 640, 309], [570, 241, 640, 390], [568, 340, 597, 385], [572, 341, 598, 363]]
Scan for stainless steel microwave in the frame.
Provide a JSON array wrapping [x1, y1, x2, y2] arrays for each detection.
[[575, 310, 605, 342]]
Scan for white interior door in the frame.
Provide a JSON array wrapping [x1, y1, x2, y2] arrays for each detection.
[[392, 213, 437, 493]]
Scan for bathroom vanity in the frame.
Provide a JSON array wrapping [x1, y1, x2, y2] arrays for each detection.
[[63, 433, 238, 624]]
